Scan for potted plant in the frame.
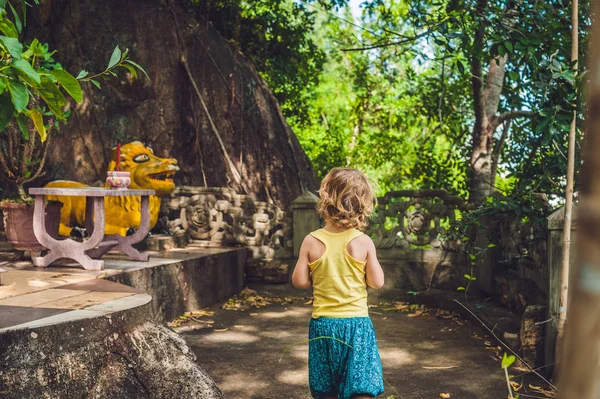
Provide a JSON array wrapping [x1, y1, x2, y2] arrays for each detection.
[[0, 3, 146, 258]]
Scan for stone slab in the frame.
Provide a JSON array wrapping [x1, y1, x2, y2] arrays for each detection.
[[29, 187, 155, 197], [0, 288, 89, 307], [0, 305, 71, 329]]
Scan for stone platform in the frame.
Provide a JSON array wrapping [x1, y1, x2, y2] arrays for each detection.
[[0, 244, 246, 398]]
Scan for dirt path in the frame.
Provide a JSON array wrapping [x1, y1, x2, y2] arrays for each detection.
[[179, 290, 547, 399]]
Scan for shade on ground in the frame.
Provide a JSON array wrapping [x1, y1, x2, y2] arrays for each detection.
[[181, 294, 550, 399]]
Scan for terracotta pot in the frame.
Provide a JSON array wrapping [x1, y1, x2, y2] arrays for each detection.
[[0, 201, 63, 252]]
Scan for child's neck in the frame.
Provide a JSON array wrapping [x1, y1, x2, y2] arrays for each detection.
[[323, 221, 351, 233]]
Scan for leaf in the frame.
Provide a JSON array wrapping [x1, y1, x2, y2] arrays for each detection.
[[8, 1, 21, 34], [107, 45, 121, 70], [36, 77, 66, 119], [501, 353, 516, 369], [504, 41, 513, 52], [90, 79, 101, 89], [508, 71, 519, 81], [29, 107, 46, 142], [0, 35, 22, 57], [0, 15, 17, 37], [125, 59, 149, 79], [11, 58, 41, 85], [464, 274, 471, 279], [487, 243, 496, 248], [7, 79, 28, 111], [469, 254, 476, 260], [76, 70, 89, 79], [15, 112, 28, 139], [0, 92, 15, 130], [457, 286, 466, 291], [122, 63, 138, 79], [51, 69, 83, 102]]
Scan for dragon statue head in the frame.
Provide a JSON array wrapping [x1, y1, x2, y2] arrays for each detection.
[[107, 141, 179, 196]]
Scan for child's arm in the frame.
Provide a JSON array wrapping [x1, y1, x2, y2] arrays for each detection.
[[292, 236, 313, 289], [365, 237, 385, 289]]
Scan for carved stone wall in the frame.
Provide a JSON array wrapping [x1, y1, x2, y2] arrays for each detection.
[[365, 190, 469, 295], [166, 187, 292, 260]]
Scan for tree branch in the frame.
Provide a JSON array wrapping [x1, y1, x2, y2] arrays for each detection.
[[341, 26, 439, 52], [471, 0, 487, 129], [492, 110, 534, 130]]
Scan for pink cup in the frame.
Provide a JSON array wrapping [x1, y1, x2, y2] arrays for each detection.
[[106, 171, 131, 190]]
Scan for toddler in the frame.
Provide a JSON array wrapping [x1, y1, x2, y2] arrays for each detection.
[[292, 168, 385, 399]]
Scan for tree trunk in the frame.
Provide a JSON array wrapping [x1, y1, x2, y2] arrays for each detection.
[[555, 0, 578, 382], [557, 2, 600, 396], [469, 56, 507, 204]]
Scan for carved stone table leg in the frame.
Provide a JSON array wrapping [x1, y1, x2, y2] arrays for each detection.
[[32, 196, 107, 271], [86, 196, 151, 261]]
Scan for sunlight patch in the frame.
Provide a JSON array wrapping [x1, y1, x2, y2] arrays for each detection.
[[379, 347, 415, 367], [202, 331, 260, 344], [277, 369, 308, 385]]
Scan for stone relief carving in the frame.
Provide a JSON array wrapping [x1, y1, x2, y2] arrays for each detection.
[[366, 190, 468, 250], [166, 187, 292, 259]]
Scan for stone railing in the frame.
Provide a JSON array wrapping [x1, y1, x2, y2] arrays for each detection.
[[166, 187, 292, 260], [366, 190, 468, 252]]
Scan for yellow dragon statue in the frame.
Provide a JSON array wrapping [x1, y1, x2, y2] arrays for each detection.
[[45, 141, 179, 237]]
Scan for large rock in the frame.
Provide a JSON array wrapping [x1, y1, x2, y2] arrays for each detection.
[[23, 0, 318, 209], [0, 303, 225, 398]]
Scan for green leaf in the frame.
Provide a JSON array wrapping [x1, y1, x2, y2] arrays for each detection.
[[457, 286, 466, 291], [0, 78, 5, 95], [0, 15, 17, 37], [107, 45, 121, 70], [90, 79, 101, 89], [0, 35, 22, 57], [29, 107, 46, 142], [0, 92, 14, 130], [16, 112, 28, 139], [51, 69, 83, 102], [464, 274, 472, 280], [504, 41, 513, 53], [7, 79, 28, 111], [37, 77, 66, 119], [125, 59, 149, 79], [76, 70, 88, 79], [456, 59, 465, 75], [501, 353, 516, 369], [487, 243, 496, 248], [469, 254, 476, 260], [123, 63, 138, 79], [11, 58, 41, 85], [508, 71, 518, 81], [8, 2, 21, 34]]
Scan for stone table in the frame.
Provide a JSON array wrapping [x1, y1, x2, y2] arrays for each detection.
[[29, 187, 155, 271]]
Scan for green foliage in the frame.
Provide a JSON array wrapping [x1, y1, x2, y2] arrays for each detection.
[[0, 1, 146, 200], [189, 0, 326, 121]]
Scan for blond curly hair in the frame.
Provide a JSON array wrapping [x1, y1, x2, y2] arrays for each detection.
[[317, 168, 376, 230]]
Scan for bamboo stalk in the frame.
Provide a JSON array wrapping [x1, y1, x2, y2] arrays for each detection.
[[557, 0, 600, 397], [555, 0, 578, 374]]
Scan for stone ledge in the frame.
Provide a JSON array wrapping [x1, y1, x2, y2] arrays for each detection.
[[0, 247, 244, 398]]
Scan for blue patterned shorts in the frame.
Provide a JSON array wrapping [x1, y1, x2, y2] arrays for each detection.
[[308, 316, 385, 399]]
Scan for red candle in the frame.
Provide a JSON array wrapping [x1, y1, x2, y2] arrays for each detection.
[[116, 142, 121, 171]]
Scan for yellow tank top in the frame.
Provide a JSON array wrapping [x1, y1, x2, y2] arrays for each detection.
[[309, 228, 369, 318]]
